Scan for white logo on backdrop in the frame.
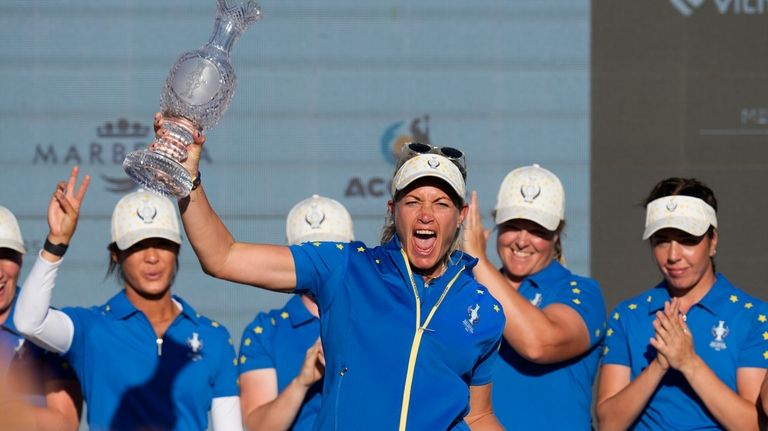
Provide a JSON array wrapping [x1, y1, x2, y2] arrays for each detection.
[[670, 0, 767, 16]]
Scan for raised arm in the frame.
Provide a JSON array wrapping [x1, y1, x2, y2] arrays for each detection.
[[161, 115, 296, 291], [462, 191, 591, 363], [14, 167, 89, 353]]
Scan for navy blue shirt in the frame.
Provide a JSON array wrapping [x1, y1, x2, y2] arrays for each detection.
[[291, 237, 505, 431], [62, 291, 239, 431], [602, 274, 768, 430], [239, 295, 321, 431], [492, 260, 606, 430]]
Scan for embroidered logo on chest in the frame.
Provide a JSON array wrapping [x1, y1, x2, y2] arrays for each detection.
[[187, 332, 204, 360], [530, 293, 543, 307], [709, 320, 729, 351], [463, 304, 480, 334]]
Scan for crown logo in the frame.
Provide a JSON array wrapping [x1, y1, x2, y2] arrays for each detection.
[[137, 201, 158, 223], [305, 203, 325, 229], [521, 177, 541, 203], [97, 118, 150, 138]]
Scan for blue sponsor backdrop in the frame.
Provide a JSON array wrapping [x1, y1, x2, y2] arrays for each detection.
[[1, 0, 589, 426]]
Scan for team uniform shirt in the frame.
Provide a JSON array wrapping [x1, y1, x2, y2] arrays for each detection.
[[238, 295, 321, 431], [491, 260, 606, 430], [62, 291, 239, 431], [290, 237, 505, 431], [602, 274, 768, 430], [0, 292, 75, 407]]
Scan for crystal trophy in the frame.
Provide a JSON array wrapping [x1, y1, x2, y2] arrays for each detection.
[[123, 0, 261, 197]]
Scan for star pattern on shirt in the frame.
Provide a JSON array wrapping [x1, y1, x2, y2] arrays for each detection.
[[254, 326, 263, 334], [763, 331, 768, 341], [240, 355, 247, 364], [357, 246, 365, 252], [105, 305, 111, 312], [628, 304, 638, 310], [281, 312, 290, 319], [571, 288, 581, 294], [232, 358, 238, 366], [760, 315, 767, 323], [607, 328, 614, 337], [336, 244, 344, 250], [613, 312, 620, 320], [244, 338, 252, 346], [228, 338, 233, 345], [572, 298, 582, 305], [745, 303, 754, 310], [595, 329, 601, 337], [763, 351, 768, 360], [270, 318, 276, 326], [493, 304, 500, 312], [570, 281, 578, 286], [476, 289, 484, 295], [211, 321, 220, 328], [375, 259, 380, 264], [602, 346, 609, 356], [729, 295, 738, 303], [312, 242, 321, 247]]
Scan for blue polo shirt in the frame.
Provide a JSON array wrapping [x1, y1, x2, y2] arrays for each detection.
[[62, 291, 239, 431], [238, 294, 321, 431], [1, 292, 76, 407], [491, 260, 606, 430], [290, 237, 505, 431], [602, 274, 768, 430]]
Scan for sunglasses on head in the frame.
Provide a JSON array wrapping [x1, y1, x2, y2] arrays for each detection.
[[397, 142, 467, 179]]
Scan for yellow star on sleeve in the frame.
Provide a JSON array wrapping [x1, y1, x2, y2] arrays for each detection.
[[281, 312, 290, 319], [595, 329, 601, 337], [763, 331, 768, 341], [493, 304, 500, 312], [572, 298, 582, 305], [729, 295, 738, 303], [613, 312, 620, 320], [233, 358, 238, 366], [254, 326, 263, 334], [240, 356, 247, 364], [628, 304, 638, 310], [570, 281, 577, 286], [312, 242, 321, 247], [572, 288, 581, 294], [476, 289, 484, 295], [759, 315, 767, 323], [763, 351, 768, 360], [745, 303, 754, 309], [336, 243, 344, 250], [357, 246, 365, 252], [602, 346, 609, 355], [607, 328, 614, 337], [211, 321, 220, 328], [244, 338, 252, 346], [375, 259, 380, 264], [271, 318, 276, 326]]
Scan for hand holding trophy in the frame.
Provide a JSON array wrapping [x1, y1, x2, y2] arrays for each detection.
[[124, 0, 262, 197]]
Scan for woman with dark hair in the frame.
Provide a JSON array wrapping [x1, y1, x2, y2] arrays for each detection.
[[596, 177, 768, 431], [14, 167, 243, 431], [463, 164, 606, 430]]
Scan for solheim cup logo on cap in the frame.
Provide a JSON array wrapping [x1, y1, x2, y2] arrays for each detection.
[[137, 200, 158, 224], [521, 177, 541, 203], [31, 117, 212, 194], [669, 0, 767, 16], [305, 203, 325, 229]]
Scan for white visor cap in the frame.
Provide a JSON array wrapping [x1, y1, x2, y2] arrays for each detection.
[[0, 206, 25, 254], [494, 164, 565, 231], [286, 195, 354, 245], [643, 195, 717, 240], [391, 154, 465, 200], [111, 189, 182, 250]]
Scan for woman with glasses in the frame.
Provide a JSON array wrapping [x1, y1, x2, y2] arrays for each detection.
[[14, 168, 243, 431], [596, 177, 768, 431], [462, 164, 606, 430], [162, 113, 506, 430]]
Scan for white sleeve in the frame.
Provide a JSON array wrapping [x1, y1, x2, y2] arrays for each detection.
[[211, 396, 244, 431], [13, 251, 75, 354]]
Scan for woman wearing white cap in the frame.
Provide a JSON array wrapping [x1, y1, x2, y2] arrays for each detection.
[[596, 177, 768, 430], [238, 194, 353, 431], [14, 167, 243, 431], [165, 123, 506, 430], [462, 164, 606, 430], [0, 205, 82, 431]]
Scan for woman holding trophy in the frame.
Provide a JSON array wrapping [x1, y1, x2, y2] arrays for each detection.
[[165, 121, 506, 430]]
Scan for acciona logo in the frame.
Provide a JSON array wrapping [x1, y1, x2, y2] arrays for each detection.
[[670, 0, 767, 16]]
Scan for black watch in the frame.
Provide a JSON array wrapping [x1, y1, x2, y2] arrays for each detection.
[[191, 170, 202, 191]]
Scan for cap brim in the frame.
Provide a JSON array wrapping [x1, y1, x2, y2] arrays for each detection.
[[0, 239, 25, 254], [494, 206, 560, 231], [393, 172, 465, 200], [115, 229, 182, 250], [642, 217, 711, 240]]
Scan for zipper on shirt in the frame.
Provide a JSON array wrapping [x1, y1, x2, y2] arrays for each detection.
[[156, 337, 163, 356], [333, 366, 348, 431], [397, 249, 464, 431]]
